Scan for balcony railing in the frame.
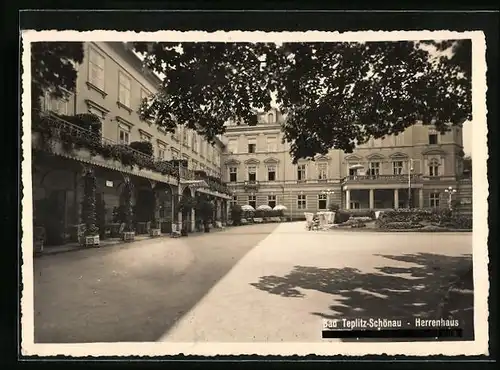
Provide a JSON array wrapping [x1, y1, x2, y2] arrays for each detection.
[[342, 174, 423, 184], [243, 180, 260, 190], [31, 110, 231, 196]]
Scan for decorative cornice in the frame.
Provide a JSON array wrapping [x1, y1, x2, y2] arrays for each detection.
[[85, 81, 107, 98], [138, 129, 153, 138], [117, 101, 133, 115]]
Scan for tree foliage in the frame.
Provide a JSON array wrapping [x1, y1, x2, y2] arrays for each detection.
[[133, 40, 471, 162], [30, 42, 84, 109]]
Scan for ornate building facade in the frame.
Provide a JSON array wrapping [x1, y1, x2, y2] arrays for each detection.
[[221, 109, 472, 219]]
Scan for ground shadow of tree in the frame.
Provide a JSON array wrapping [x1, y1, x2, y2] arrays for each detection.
[[250, 252, 474, 341]]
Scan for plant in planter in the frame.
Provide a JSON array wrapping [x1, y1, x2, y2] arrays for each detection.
[[230, 204, 243, 226], [196, 198, 215, 233], [80, 168, 100, 247], [121, 178, 135, 241]]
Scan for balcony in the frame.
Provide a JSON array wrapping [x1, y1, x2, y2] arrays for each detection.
[[244, 180, 260, 191], [342, 174, 423, 185], [31, 110, 232, 196]]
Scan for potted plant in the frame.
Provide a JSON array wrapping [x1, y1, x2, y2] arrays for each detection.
[[80, 168, 100, 247], [196, 198, 215, 233], [121, 178, 135, 241], [149, 218, 161, 237]]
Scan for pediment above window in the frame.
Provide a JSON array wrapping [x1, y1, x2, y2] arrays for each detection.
[[344, 154, 363, 161], [85, 99, 110, 116], [244, 158, 260, 165], [264, 157, 280, 164], [225, 158, 241, 166], [315, 155, 330, 161], [389, 152, 409, 159], [422, 148, 446, 156], [366, 153, 385, 160]]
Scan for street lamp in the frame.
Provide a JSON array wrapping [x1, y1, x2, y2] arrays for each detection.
[[444, 186, 457, 210], [407, 158, 414, 208], [321, 188, 335, 210]]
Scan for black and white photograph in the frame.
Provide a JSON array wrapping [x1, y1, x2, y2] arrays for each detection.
[[20, 29, 489, 357]]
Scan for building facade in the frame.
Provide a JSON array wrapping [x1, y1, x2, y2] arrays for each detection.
[[221, 109, 472, 219], [32, 42, 231, 246]]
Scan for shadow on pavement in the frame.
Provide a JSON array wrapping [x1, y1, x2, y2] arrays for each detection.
[[250, 252, 474, 342]]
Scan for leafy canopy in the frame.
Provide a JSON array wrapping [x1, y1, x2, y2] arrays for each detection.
[[31, 42, 84, 109], [133, 40, 471, 163]]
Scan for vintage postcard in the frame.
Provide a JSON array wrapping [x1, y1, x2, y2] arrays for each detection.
[[20, 29, 489, 357]]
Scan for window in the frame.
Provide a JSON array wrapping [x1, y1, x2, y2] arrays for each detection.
[[171, 149, 179, 160], [429, 158, 440, 177], [268, 113, 274, 124], [230, 196, 238, 207], [248, 138, 256, 153], [429, 134, 438, 145], [248, 166, 257, 181], [267, 165, 276, 181], [118, 71, 131, 107], [430, 192, 440, 208], [318, 163, 327, 180], [349, 168, 358, 177], [297, 194, 306, 209], [183, 129, 189, 147], [268, 195, 276, 209], [368, 162, 380, 176], [192, 134, 198, 152], [212, 148, 216, 163], [318, 194, 327, 210], [393, 161, 404, 175], [157, 143, 166, 160], [228, 139, 238, 154], [248, 195, 256, 209], [89, 48, 105, 90], [350, 201, 360, 210], [267, 136, 277, 152], [394, 133, 404, 146], [118, 124, 130, 145], [229, 167, 238, 182], [297, 164, 306, 181]]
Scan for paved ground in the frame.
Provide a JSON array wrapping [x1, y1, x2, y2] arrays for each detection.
[[33, 223, 279, 343], [160, 222, 473, 342], [33, 222, 473, 343]]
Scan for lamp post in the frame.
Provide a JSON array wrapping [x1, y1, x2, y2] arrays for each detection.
[[444, 186, 457, 211], [407, 158, 414, 209], [321, 188, 335, 210]]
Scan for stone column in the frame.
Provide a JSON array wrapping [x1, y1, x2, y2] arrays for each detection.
[[217, 199, 222, 220], [369, 189, 374, 209], [345, 190, 350, 210], [394, 189, 399, 209], [418, 188, 424, 208], [191, 208, 196, 232]]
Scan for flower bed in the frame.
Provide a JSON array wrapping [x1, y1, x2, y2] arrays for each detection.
[[376, 208, 472, 231]]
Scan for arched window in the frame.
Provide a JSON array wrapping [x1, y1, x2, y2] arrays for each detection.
[[429, 158, 440, 177], [268, 113, 274, 124]]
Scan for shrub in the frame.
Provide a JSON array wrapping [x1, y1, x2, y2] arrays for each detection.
[[129, 141, 154, 157], [230, 204, 243, 225], [334, 211, 351, 224], [347, 209, 376, 219], [379, 221, 423, 230], [328, 203, 340, 212]]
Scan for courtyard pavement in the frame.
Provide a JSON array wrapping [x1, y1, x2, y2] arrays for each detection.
[[32, 222, 473, 343], [159, 222, 473, 342]]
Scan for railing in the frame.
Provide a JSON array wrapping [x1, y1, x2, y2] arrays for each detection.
[[342, 174, 423, 183], [31, 109, 232, 195], [244, 180, 260, 188]]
